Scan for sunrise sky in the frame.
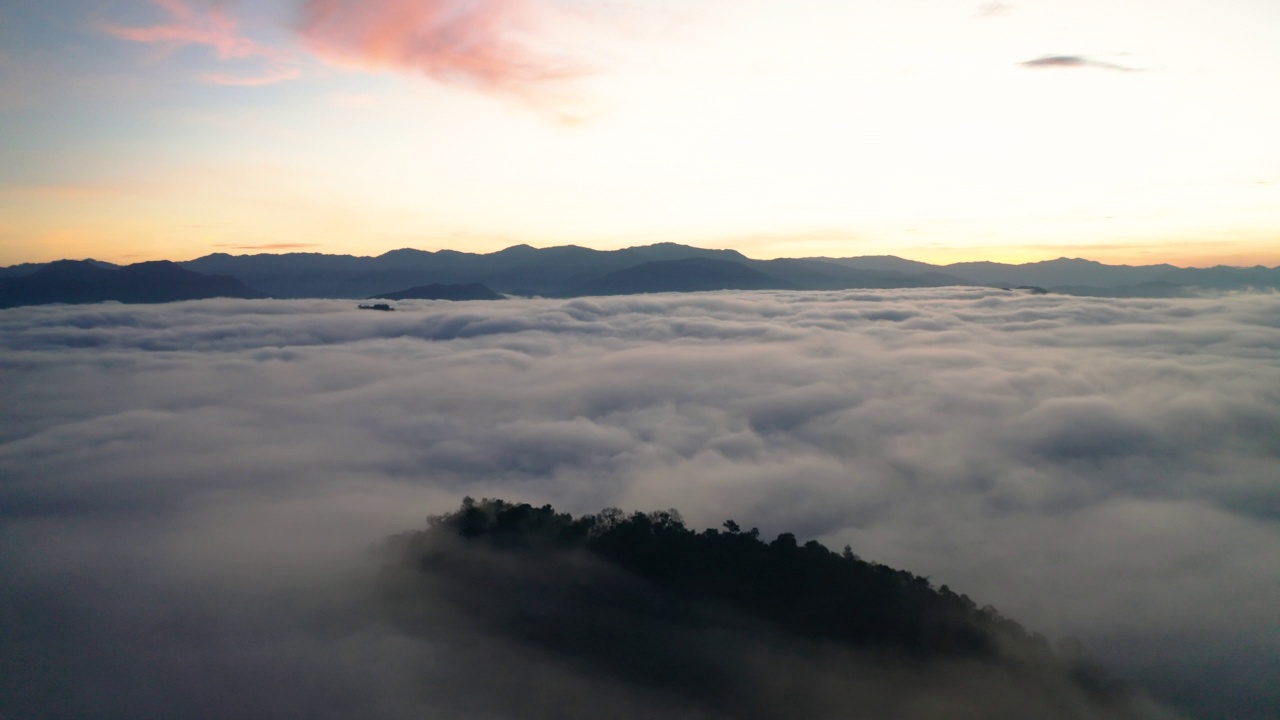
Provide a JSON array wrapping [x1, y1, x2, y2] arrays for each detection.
[[2, 0, 1278, 267]]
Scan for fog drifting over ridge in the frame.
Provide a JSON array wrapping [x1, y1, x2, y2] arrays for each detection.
[[2, 288, 1278, 719]]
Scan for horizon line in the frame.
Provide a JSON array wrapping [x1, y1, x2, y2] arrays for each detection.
[[6, 243, 1279, 272]]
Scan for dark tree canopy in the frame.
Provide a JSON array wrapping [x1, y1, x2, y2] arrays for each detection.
[[381, 498, 1131, 710]]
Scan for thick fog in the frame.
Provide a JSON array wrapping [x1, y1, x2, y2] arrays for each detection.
[[2, 288, 1277, 719]]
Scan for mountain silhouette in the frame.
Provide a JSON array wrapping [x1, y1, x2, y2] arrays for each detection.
[[368, 282, 503, 301], [576, 257, 795, 295], [0, 260, 267, 308], [6, 244, 1277, 303], [935, 258, 1176, 288], [177, 244, 753, 299], [0, 258, 119, 279], [751, 258, 973, 290]]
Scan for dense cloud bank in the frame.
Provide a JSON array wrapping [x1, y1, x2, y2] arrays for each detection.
[[2, 288, 1278, 718]]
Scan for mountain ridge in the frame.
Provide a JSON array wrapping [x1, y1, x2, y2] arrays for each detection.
[[0, 260, 266, 308], [369, 282, 503, 301], [3, 243, 1277, 307]]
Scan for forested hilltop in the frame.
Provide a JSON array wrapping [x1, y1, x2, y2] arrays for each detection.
[[377, 498, 1173, 720]]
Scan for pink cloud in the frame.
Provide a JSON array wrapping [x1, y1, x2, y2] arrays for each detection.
[[102, 0, 299, 86], [298, 0, 590, 98], [203, 66, 302, 86]]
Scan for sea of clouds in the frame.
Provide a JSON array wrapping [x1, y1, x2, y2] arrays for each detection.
[[2, 288, 1277, 719]]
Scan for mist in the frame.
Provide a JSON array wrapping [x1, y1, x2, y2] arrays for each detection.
[[2, 288, 1277, 718]]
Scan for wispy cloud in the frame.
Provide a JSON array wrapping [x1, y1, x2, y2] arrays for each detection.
[[1019, 55, 1138, 72], [329, 92, 381, 108], [202, 66, 301, 87], [212, 243, 321, 250], [977, 2, 1012, 18], [298, 0, 592, 103], [102, 0, 300, 86]]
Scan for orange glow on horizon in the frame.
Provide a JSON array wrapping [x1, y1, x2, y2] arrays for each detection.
[[5, 224, 1277, 270]]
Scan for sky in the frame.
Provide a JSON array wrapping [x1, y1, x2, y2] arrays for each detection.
[[3, 289, 1278, 718], [1, 0, 1279, 267]]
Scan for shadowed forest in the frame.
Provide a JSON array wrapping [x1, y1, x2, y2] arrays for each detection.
[[377, 498, 1165, 720]]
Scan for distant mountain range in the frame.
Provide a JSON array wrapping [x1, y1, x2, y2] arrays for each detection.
[[369, 283, 503, 301], [0, 260, 265, 308], [1, 244, 1277, 308]]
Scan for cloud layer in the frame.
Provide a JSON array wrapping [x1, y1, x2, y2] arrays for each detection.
[[2, 289, 1278, 718]]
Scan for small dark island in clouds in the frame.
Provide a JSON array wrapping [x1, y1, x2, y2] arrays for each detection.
[[3, 243, 1277, 307]]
